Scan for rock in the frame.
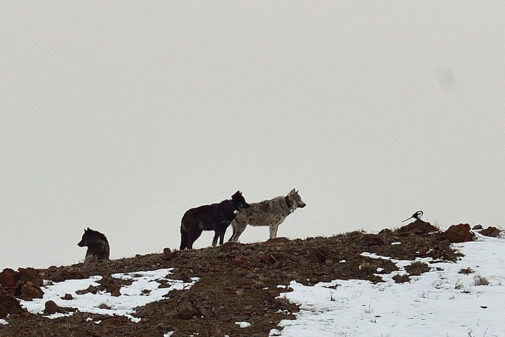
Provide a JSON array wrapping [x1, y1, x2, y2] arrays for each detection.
[[44, 300, 60, 315], [177, 301, 194, 320], [397, 220, 439, 235], [17, 281, 43, 300], [177, 306, 194, 320], [480, 226, 501, 238], [444, 224, 475, 243], [17, 268, 43, 287], [51, 268, 86, 282], [0, 286, 23, 314], [0, 304, 7, 319], [472, 224, 483, 230], [61, 293, 73, 300], [0, 268, 18, 290], [98, 276, 122, 297]]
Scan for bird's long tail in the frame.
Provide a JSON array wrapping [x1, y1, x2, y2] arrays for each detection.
[[401, 217, 412, 222]]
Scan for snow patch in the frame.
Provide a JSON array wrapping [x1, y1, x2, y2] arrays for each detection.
[[0, 319, 8, 325], [236, 321, 251, 328], [20, 268, 198, 322], [271, 235, 505, 337]]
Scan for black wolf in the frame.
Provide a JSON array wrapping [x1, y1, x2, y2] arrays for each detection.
[[77, 228, 110, 262], [180, 191, 250, 250]]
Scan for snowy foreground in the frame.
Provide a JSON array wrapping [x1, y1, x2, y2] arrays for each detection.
[[271, 233, 505, 337], [20, 268, 198, 323]]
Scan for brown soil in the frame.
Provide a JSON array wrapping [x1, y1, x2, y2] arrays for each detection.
[[0, 222, 463, 337]]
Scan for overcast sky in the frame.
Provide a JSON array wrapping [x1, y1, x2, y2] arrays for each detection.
[[1, 1, 504, 269]]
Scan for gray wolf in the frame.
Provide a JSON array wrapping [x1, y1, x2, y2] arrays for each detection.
[[180, 191, 250, 250], [77, 228, 110, 262], [228, 188, 306, 242]]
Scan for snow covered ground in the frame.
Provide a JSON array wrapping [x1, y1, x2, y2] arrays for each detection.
[[19, 268, 198, 323], [271, 233, 505, 337]]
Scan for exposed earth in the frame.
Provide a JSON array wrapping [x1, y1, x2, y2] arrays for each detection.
[[0, 221, 499, 337]]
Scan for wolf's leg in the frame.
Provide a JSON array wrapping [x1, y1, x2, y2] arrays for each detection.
[[230, 222, 246, 242], [269, 223, 279, 239], [189, 229, 202, 249], [269, 219, 285, 239], [228, 222, 238, 242], [180, 230, 188, 250], [212, 230, 219, 247], [218, 229, 225, 245]]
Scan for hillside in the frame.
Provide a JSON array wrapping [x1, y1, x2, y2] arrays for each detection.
[[0, 221, 502, 337]]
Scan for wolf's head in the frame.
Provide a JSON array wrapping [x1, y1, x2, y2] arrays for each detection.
[[287, 188, 306, 209], [78, 228, 106, 247], [231, 190, 250, 210]]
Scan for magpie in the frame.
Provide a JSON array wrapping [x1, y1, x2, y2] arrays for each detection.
[[402, 210, 423, 222]]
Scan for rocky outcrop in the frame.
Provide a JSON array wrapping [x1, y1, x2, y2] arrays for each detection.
[[480, 226, 501, 238], [0, 286, 23, 318], [396, 220, 439, 235], [444, 224, 475, 243]]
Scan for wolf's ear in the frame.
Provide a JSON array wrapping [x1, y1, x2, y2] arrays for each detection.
[[289, 188, 296, 195], [86, 227, 90, 231]]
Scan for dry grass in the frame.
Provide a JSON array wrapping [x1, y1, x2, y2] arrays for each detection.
[[473, 275, 490, 286]]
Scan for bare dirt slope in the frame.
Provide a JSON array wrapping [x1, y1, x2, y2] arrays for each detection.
[[0, 221, 479, 337]]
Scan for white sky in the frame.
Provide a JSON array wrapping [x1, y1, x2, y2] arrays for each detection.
[[1, 1, 504, 269]]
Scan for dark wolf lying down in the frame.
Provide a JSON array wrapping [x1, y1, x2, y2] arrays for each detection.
[[180, 191, 249, 249]]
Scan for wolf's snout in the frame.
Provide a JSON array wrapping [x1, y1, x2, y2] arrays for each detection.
[[299, 203, 306, 208], [77, 241, 84, 247]]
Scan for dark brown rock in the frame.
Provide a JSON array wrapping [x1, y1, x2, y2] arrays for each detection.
[[98, 276, 122, 297], [61, 293, 73, 300], [177, 304, 194, 320], [76, 285, 98, 295], [44, 300, 60, 315], [0, 286, 23, 314], [444, 224, 475, 243], [0, 303, 7, 319], [17, 268, 43, 287], [396, 220, 439, 235], [0, 268, 18, 290], [472, 224, 483, 230], [17, 280, 44, 300], [51, 268, 86, 282], [480, 226, 501, 238]]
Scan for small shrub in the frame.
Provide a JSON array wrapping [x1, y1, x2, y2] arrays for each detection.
[[473, 275, 490, 286], [459, 267, 474, 275], [393, 274, 410, 283], [98, 303, 112, 310], [405, 262, 430, 276]]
